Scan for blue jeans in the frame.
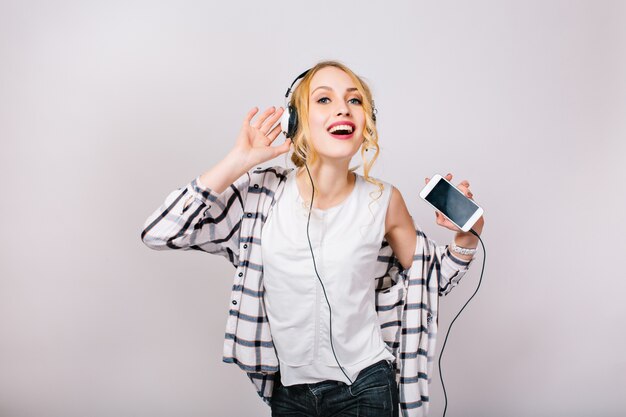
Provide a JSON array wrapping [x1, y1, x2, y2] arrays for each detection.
[[271, 360, 399, 417]]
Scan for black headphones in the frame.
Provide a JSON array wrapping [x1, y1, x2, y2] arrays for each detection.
[[280, 68, 377, 139]]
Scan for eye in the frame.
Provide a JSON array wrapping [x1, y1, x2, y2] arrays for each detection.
[[348, 97, 362, 105], [317, 97, 330, 104]]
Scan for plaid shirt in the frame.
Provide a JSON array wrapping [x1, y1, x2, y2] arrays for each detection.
[[141, 166, 474, 417]]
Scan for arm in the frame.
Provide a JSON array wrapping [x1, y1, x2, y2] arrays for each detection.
[[140, 106, 290, 267], [425, 228, 474, 296], [140, 151, 250, 267], [384, 186, 416, 271], [384, 182, 482, 295]]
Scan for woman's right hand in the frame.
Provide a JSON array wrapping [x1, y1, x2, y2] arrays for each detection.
[[231, 106, 291, 170]]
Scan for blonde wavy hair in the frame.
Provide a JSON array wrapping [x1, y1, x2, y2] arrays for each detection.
[[287, 60, 384, 200]]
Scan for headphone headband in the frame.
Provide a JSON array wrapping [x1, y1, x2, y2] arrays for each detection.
[[284, 69, 311, 99]]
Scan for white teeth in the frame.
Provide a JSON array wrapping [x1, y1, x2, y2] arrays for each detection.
[[329, 124, 354, 133]]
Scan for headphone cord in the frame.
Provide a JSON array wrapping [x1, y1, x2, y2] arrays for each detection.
[[302, 163, 486, 400], [303, 163, 354, 385], [438, 228, 486, 417]]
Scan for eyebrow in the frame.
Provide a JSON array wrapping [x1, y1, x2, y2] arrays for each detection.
[[311, 86, 359, 95]]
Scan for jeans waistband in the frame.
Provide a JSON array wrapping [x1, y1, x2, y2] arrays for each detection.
[[354, 359, 392, 380], [291, 359, 391, 389], [360, 358, 390, 373]]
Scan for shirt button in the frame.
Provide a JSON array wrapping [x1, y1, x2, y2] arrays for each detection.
[[243, 244, 248, 249], [246, 213, 252, 217], [232, 300, 238, 305], [253, 184, 259, 189], [238, 272, 243, 277]]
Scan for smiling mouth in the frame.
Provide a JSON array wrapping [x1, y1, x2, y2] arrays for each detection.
[[327, 124, 355, 136]]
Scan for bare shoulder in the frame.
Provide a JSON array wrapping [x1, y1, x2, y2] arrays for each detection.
[[385, 186, 412, 236], [384, 186, 417, 270]]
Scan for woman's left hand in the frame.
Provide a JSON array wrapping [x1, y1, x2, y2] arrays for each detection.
[[424, 173, 484, 234]]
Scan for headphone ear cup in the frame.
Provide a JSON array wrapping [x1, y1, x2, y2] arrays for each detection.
[[287, 104, 298, 139], [281, 107, 291, 137]]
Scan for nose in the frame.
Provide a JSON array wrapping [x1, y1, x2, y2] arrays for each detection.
[[335, 101, 350, 117]]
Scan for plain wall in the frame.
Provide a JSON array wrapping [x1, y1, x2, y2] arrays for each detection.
[[1, 1, 625, 416]]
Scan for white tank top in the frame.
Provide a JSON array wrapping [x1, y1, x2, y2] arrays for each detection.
[[261, 168, 395, 386]]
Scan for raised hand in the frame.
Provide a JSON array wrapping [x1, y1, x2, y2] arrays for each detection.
[[231, 106, 291, 170]]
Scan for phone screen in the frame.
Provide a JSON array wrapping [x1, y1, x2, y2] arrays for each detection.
[[425, 179, 480, 228]]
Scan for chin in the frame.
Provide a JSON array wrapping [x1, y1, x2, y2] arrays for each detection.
[[317, 149, 361, 162], [310, 134, 361, 156]]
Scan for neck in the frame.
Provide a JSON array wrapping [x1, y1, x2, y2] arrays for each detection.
[[297, 161, 355, 208]]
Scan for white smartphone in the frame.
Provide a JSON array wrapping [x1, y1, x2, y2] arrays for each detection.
[[419, 174, 484, 232]]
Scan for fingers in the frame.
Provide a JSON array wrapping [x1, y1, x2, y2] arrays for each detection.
[[276, 138, 292, 155], [456, 179, 473, 199], [268, 137, 292, 159], [251, 106, 280, 130], [425, 173, 474, 199], [426, 173, 453, 184], [259, 107, 284, 135], [244, 107, 259, 124], [266, 123, 283, 142], [250, 107, 274, 129], [435, 211, 461, 232]]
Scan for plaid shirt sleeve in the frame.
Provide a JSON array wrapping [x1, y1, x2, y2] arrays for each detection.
[[420, 224, 475, 297], [140, 172, 251, 268], [390, 220, 475, 417]]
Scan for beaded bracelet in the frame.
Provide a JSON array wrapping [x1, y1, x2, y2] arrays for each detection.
[[451, 242, 477, 256]]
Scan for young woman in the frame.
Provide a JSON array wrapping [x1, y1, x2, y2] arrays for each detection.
[[141, 60, 484, 417]]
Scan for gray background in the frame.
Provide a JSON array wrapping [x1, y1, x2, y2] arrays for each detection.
[[1, 0, 625, 416]]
